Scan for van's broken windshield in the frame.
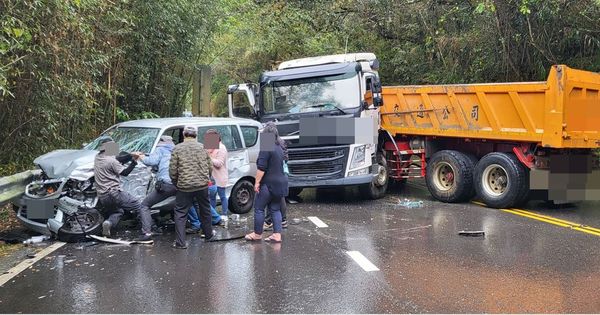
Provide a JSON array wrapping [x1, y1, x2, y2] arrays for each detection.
[[85, 127, 160, 153]]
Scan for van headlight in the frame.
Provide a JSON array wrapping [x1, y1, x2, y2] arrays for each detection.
[[350, 145, 366, 169]]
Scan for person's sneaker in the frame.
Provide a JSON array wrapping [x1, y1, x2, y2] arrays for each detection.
[[102, 220, 112, 237], [282, 220, 288, 229], [172, 242, 187, 249], [220, 215, 229, 222], [135, 233, 153, 242], [263, 222, 273, 231], [212, 219, 223, 226], [186, 228, 200, 234]]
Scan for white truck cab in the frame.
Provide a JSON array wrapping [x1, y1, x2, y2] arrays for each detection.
[[227, 53, 388, 199]]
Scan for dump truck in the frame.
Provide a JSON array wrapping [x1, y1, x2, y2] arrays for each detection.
[[381, 65, 600, 208], [228, 52, 600, 208]]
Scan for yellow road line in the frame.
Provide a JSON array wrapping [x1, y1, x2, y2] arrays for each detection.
[[471, 201, 600, 237]]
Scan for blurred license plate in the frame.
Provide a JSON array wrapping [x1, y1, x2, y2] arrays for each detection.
[[24, 198, 57, 219]]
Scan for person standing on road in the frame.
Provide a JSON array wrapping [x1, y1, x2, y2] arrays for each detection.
[[132, 135, 176, 233], [204, 129, 229, 221], [245, 122, 288, 243], [264, 137, 290, 230], [94, 137, 153, 242], [169, 126, 215, 248]]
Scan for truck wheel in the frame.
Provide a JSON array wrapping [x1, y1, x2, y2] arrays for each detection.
[[359, 154, 389, 200], [229, 179, 255, 214], [288, 187, 303, 197], [57, 208, 103, 243], [474, 152, 529, 208], [425, 150, 475, 203]]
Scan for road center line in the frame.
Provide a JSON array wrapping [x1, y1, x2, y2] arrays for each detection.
[[346, 251, 380, 272], [307, 216, 328, 228], [0, 241, 66, 287], [471, 201, 600, 237]]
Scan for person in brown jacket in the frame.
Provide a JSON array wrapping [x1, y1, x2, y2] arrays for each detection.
[[169, 126, 215, 248]]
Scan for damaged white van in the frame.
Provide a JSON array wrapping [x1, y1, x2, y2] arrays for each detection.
[[13, 117, 262, 240]]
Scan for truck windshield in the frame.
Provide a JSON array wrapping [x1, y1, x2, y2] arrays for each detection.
[[85, 127, 160, 153], [261, 72, 360, 115]]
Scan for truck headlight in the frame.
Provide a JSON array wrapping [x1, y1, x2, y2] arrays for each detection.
[[350, 145, 366, 169]]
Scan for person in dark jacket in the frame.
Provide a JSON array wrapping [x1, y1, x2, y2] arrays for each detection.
[[245, 122, 288, 243], [169, 126, 215, 249], [264, 138, 289, 230]]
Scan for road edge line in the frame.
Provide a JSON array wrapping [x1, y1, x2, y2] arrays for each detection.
[[0, 241, 66, 287]]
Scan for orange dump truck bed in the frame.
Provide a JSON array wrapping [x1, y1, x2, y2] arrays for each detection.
[[381, 65, 600, 148]]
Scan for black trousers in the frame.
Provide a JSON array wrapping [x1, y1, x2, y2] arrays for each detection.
[[142, 182, 177, 210], [98, 190, 152, 234], [173, 188, 212, 246]]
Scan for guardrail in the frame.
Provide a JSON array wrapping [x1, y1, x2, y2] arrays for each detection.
[[0, 170, 41, 207]]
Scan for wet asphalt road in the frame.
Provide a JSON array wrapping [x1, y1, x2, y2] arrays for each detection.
[[1, 182, 600, 313]]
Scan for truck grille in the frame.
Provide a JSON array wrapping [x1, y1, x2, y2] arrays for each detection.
[[287, 145, 349, 180]]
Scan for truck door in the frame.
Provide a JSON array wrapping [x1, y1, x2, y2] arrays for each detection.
[[228, 84, 258, 119], [362, 73, 383, 126]]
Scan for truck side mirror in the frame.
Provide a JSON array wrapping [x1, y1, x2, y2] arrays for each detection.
[[228, 84, 258, 119], [373, 96, 383, 107], [372, 80, 382, 94]]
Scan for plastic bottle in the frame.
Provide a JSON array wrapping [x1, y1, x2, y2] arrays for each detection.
[[23, 235, 50, 245]]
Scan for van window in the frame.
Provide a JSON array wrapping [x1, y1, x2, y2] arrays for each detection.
[[162, 127, 184, 144], [240, 126, 258, 147], [197, 125, 243, 151]]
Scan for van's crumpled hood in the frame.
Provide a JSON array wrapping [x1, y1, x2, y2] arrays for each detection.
[[33, 149, 98, 180]]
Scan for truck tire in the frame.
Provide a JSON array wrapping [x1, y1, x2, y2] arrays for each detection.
[[359, 154, 389, 200], [229, 179, 255, 214], [474, 152, 529, 208], [425, 150, 475, 203], [57, 208, 104, 243]]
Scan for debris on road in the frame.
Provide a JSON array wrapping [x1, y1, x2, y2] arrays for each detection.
[[88, 235, 154, 245], [395, 198, 424, 209], [22, 235, 50, 245], [458, 230, 485, 237]]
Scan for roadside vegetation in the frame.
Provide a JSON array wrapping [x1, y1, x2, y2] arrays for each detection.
[[1, 0, 599, 176]]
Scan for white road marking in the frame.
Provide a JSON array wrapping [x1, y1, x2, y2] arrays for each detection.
[[0, 241, 66, 287], [307, 216, 328, 228], [346, 251, 380, 272]]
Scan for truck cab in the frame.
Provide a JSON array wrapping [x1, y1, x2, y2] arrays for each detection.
[[227, 53, 389, 199]]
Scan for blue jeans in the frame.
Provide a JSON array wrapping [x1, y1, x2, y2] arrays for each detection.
[[188, 187, 221, 230], [210, 186, 228, 216], [254, 184, 282, 234]]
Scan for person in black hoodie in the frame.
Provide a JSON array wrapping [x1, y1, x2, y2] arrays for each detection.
[[245, 122, 288, 243]]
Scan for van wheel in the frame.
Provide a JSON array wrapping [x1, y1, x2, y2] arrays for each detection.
[[426, 150, 475, 203], [57, 208, 103, 243], [229, 179, 255, 214], [359, 154, 389, 200], [474, 152, 529, 208]]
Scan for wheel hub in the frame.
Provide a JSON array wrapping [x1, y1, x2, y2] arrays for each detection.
[[482, 164, 509, 196], [237, 188, 250, 204], [433, 162, 455, 191]]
